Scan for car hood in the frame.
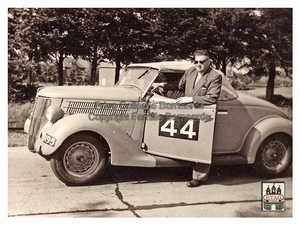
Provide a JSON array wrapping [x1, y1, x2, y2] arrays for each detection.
[[237, 92, 288, 118], [37, 85, 142, 102]]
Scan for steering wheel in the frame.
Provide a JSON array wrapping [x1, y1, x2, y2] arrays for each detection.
[[150, 85, 165, 97]]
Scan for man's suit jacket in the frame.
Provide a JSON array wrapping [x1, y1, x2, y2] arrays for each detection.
[[165, 66, 223, 105]]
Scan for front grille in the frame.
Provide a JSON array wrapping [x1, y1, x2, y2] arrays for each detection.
[[28, 97, 51, 150], [65, 101, 130, 116]]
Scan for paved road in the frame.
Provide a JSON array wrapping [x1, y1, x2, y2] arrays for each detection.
[[8, 146, 293, 218]]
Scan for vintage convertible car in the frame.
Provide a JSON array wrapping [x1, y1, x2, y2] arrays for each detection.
[[24, 61, 292, 186]]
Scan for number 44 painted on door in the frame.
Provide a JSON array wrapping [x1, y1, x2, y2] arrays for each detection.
[[158, 115, 200, 141]]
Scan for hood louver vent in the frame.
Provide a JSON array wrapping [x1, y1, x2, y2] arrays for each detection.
[[65, 101, 130, 116]]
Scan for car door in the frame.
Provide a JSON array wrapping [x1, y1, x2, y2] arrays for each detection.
[[143, 96, 217, 164]]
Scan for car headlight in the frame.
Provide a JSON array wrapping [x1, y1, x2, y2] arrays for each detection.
[[46, 105, 64, 123]]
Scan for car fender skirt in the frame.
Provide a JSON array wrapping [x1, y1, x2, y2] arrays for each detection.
[[241, 116, 292, 164], [41, 114, 157, 167]]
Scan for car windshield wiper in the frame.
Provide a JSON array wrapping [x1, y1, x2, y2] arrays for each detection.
[[137, 69, 151, 79]]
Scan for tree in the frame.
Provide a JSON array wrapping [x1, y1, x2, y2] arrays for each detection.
[[39, 62, 58, 83], [71, 8, 107, 85], [8, 8, 292, 101], [38, 8, 83, 86], [69, 8, 158, 84], [13, 8, 82, 86], [101, 8, 155, 83], [247, 9, 292, 101], [142, 8, 211, 61], [8, 8, 39, 102], [135, 8, 256, 74], [206, 8, 256, 73]]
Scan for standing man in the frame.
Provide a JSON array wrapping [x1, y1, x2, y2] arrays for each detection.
[[152, 49, 223, 187]]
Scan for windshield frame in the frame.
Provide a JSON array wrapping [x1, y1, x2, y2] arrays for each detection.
[[118, 64, 238, 101], [117, 67, 159, 98]]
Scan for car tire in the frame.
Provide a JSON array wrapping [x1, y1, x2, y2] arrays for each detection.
[[254, 133, 292, 178], [50, 133, 108, 186]]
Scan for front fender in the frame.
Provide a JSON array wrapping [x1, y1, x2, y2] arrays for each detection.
[[40, 114, 156, 167], [241, 116, 292, 164]]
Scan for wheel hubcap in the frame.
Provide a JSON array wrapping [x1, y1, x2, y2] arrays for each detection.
[[64, 142, 99, 176], [262, 141, 285, 169]]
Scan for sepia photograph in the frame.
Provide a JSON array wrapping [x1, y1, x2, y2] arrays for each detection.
[[5, 1, 297, 222]]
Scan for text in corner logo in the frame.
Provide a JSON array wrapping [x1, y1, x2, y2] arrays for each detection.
[[261, 182, 285, 211]]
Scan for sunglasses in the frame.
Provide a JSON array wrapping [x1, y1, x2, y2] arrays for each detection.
[[194, 59, 209, 64]]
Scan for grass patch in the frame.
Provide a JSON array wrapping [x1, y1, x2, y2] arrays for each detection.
[[8, 102, 33, 147], [8, 129, 28, 147], [8, 102, 34, 128]]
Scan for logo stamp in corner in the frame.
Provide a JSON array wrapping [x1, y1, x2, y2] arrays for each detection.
[[261, 182, 285, 211]]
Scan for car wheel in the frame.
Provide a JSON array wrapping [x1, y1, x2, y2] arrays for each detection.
[[254, 133, 292, 177], [50, 133, 108, 186]]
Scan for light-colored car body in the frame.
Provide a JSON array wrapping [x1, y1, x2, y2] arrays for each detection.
[[25, 61, 292, 186]]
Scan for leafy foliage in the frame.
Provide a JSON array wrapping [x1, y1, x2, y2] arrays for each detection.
[[8, 8, 292, 102], [251, 9, 292, 101]]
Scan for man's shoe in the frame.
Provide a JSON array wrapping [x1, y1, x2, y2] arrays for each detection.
[[186, 179, 201, 188]]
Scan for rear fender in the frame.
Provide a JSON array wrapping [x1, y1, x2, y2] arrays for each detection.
[[41, 114, 156, 167], [241, 116, 292, 164]]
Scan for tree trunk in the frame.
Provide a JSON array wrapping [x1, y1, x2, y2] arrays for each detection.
[[90, 58, 98, 85], [27, 71, 32, 85], [221, 56, 226, 75], [114, 60, 121, 84], [58, 55, 64, 86], [266, 60, 276, 102], [214, 54, 222, 71]]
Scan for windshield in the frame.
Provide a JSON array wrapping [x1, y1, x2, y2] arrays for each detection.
[[118, 68, 159, 93], [219, 76, 238, 101]]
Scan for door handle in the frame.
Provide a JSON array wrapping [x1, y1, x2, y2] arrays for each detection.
[[217, 109, 228, 115]]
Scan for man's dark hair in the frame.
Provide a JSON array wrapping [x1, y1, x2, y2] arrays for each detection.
[[194, 49, 211, 58]]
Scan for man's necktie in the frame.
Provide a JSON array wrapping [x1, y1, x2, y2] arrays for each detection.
[[195, 72, 202, 86]]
